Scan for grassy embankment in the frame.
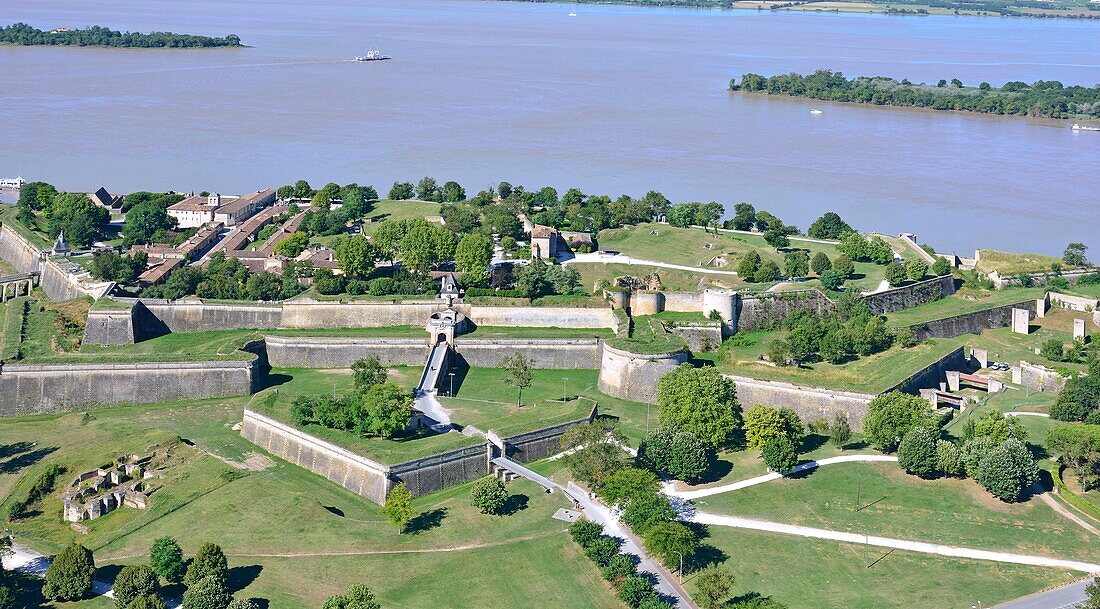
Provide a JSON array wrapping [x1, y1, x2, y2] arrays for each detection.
[[0, 394, 620, 609]]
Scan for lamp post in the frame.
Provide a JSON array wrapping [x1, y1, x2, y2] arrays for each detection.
[[449, 372, 455, 397], [675, 551, 684, 584], [855, 473, 862, 512], [646, 402, 651, 433], [562, 377, 568, 403]]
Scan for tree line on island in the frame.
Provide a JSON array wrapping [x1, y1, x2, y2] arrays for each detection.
[[730, 69, 1100, 120], [0, 23, 242, 48]]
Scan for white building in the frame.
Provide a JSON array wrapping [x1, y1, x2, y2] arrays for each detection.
[[167, 189, 275, 229]]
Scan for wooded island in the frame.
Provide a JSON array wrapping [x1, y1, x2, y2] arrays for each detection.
[[0, 23, 242, 48]]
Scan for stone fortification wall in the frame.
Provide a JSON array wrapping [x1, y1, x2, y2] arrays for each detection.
[[735, 290, 833, 332], [990, 268, 1096, 289], [282, 301, 445, 329], [501, 405, 598, 463], [264, 336, 428, 368], [241, 409, 393, 503], [1048, 292, 1099, 312], [0, 224, 41, 274], [0, 360, 254, 416], [665, 324, 723, 353], [1012, 361, 1070, 393], [663, 292, 703, 313], [140, 301, 284, 333], [460, 305, 618, 330], [862, 274, 956, 315], [888, 346, 968, 394], [725, 375, 876, 429], [900, 300, 1036, 341], [389, 444, 489, 498], [629, 292, 664, 316], [83, 306, 136, 346], [453, 338, 601, 369], [597, 343, 690, 404]]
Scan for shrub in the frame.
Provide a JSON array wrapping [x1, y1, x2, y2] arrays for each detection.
[[470, 476, 509, 515], [42, 543, 96, 601], [936, 440, 964, 477], [976, 438, 1039, 502], [898, 427, 940, 478], [960, 436, 995, 479], [149, 537, 186, 584], [226, 600, 262, 609], [638, 426, 712, 482], [321, 585, 380, 609], [584, 536, 620, 566], [602, 554, 637, 583], [181, 575, 232, 609], [617, 575, 659, 609], [568, 519, 604, 547], [643, 521, 697, 569], [184, 542, 228, 586], [863, 392, 934, 453], [126, 595, 169, 609], [383, 483, 415, 533], [762, 436, 798, 473], [829, 414, 852, 449], [114, 565, 160, 609]]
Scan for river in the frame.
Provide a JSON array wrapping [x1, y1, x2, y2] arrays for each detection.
[[1, 0, 1097, 254]]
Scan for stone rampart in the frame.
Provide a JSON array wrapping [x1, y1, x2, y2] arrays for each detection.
[[662, 292, 703, 313], [1011, 361, 1070, 393], [665, 324, 723, 352], [83, 306, 136, 346], [460, 304, 618, 330], [140, 301, 284, 333], [241, 409, 393, 503], [265, 336, 428, 368], [888, 346, 968, 395], [725, 375, 876, 429], [282, 300, 445, 329], [862, 274, 956, 315], [735, 290, 833, 332], [452, 338, 601, 369], [389, 444, 489, 498], [0, 360, 254, 416], [900, 300, 1036, 341], [597, 343, 690, 404], [0, 224, 41, 274], [990, 268, 1097, 289]]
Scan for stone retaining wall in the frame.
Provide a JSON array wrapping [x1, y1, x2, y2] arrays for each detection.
[[597, 343, 690, 404], [900, 300, 1036, 341], [724, 374, 877, 429], [1012, 361, 1070, 393], [453, 338, 601, 369], [0, 224, 41, 275], [0, 360, 255, 416], [665, 324, 723, 352], [83, 306, 137, 346], [460, 304, 618, 330], [863, 274, 956, 315], [265, 336, 429, 368], [888, 346, 969, 395], [735, 290, 833, 332]]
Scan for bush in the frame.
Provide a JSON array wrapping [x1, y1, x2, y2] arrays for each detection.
[[313, 268, 346, 295], [584, 536, 620, 566], [898, 427, 940, 478], [149, 537, 186, 584], [184, 542, 228, 586], [568, 519, 604, 547], [976, 438, 1039, 502], [617, 575, 659, 609], [638, 426, 712, 482], [181, 575, 231, 609], [470, 476, 509, 515], [42, 543, 96, 601], [113, 565, 160, 609], [936, 440, 964, 477], [762, 436, 798, 473], [127, 596, 168, 609], [863, 392, 934, 453], [603, 554, 637, 582], [960, 436, 995, 479]]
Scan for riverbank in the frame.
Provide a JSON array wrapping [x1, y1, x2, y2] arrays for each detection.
[[0, 23, 243, 48]]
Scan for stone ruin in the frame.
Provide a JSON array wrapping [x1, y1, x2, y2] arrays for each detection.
[[62, 451, 166, 523], [614, 272, 662, 292]]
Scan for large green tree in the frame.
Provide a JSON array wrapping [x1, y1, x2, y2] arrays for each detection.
[[383, 483, 415, 532], [149, 537, 186, 584], [184, 542, 228, 586], [181, 575, 231, 609], [455, 233, 493, 272], [976, 438, 1039, 502], [807, 212, 853, 240], [863, 392, 933, 453], [898, 426, 940, 478], [42, 543, 96, 601], [113, 565, 160, 609], [470, 476, 509, 515], [123, 202, 176, 246], [334, 235, 377, 280], [359, 383, 412, 438], [657, 365, 742, 449], [48, 192, 110, 248]]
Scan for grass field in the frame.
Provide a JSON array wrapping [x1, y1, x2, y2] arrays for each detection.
[[571, 262, 724, 292], [360, 199, 442, 237], [886, 286, 1046, 327], [0, 395, 623, 609], [595, 223, 895, 292], [694, 527, 1078, 609], [699, 461, 1098, 563], [975, 250, 1071, 275]]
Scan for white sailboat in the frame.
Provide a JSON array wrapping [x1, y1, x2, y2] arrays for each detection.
[[810, 109, 823, 115]]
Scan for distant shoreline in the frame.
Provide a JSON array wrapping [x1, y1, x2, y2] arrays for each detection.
[[0, 23, 245, 49], [501, 0, 1100, 20]]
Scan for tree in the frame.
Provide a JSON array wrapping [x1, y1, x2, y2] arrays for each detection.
[[753, 260, 781, 283], [127, 595, 169, 609], [898, 427, 940, 478], [905, 259, 928, 281], [415, 176, 442, 202], [618, 575, 658, 609], [455, 233, 492, 272], [441, 180, 466, 202], [334, 236, 377, 280], [932, 257, 952, 276], [502, 353, 533, 407], [694, 565, 736, 609], [763, 228, 789, 250], [807, 212, 853, 240], [388, 181, 414, 200], [643, 521, 697, 569], [737, 250, 761, 279], [181, 575, 231, 609], [584, 536, 620, 566], [599, 467, 660, 507], [885, 261, 907, 286], [42, 543, 96, 601], [1064, 242, 1089, 267], [565, 441, 627, 488], [833, 254, 855, 277], [351, 356, 387, 390], [784, 250, 809, 278], [384, 483, 415, 532], [470, 476, 509, 515], [569, 518, 604, 546], [767, 340, 790, 366], [976, 438, 1039, 502], [936, 440, 964, 477], [863, 392, 933, 453], [960, 436, 996, 478], [359, 383, 412, 438], [638, 426, 711, 482], [603, 554, 637, 583], [970, 410, 1029, 444], [819, 269, 846, 290], [730, 202, 756, 231], [620, 490, 675, 535], [113, 565, 160, 609], [226, 600, 261, 609], [48, 192, 110, 248], [322, 585, 381, 609], [123, 202, 176, 246], [313, 268, 346, 295], [399, 221, 456, 274], [657, 365, 741, 449], [829, 413, 851, 448], [1084, 576, 1100, 609], [762, 436, 798, 472], [184, 542, 228, 586], [810, 252, 831, 275], [1041, 338, 1066, 362], [744, 405, 794, 451]]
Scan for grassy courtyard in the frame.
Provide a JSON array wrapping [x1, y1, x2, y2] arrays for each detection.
[[885, 286, 1046, 327]]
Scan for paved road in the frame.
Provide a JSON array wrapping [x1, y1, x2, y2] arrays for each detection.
[[562, 251, 738, 276], [993, 577, 1094, 609], [664, 455, 899, 500]]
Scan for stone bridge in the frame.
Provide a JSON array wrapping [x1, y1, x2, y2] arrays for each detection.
[[0, 272, 37, 302]]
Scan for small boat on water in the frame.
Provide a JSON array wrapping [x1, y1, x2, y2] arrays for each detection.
[[569, 10, 577, 16], [810, 109, 823, 115], [355, 49, 390, 62], [1071, 123, 1100, 132]]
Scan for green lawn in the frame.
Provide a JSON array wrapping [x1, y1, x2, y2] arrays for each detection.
[[695, 527, 1077, 609], [440, 368, 599, 436], [699, 461, 1098, 563], [0, 394, 623, 609], [360, 199, 443, 237], [976, 250, 1072, 275], [886, 286, 1046, 327]]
